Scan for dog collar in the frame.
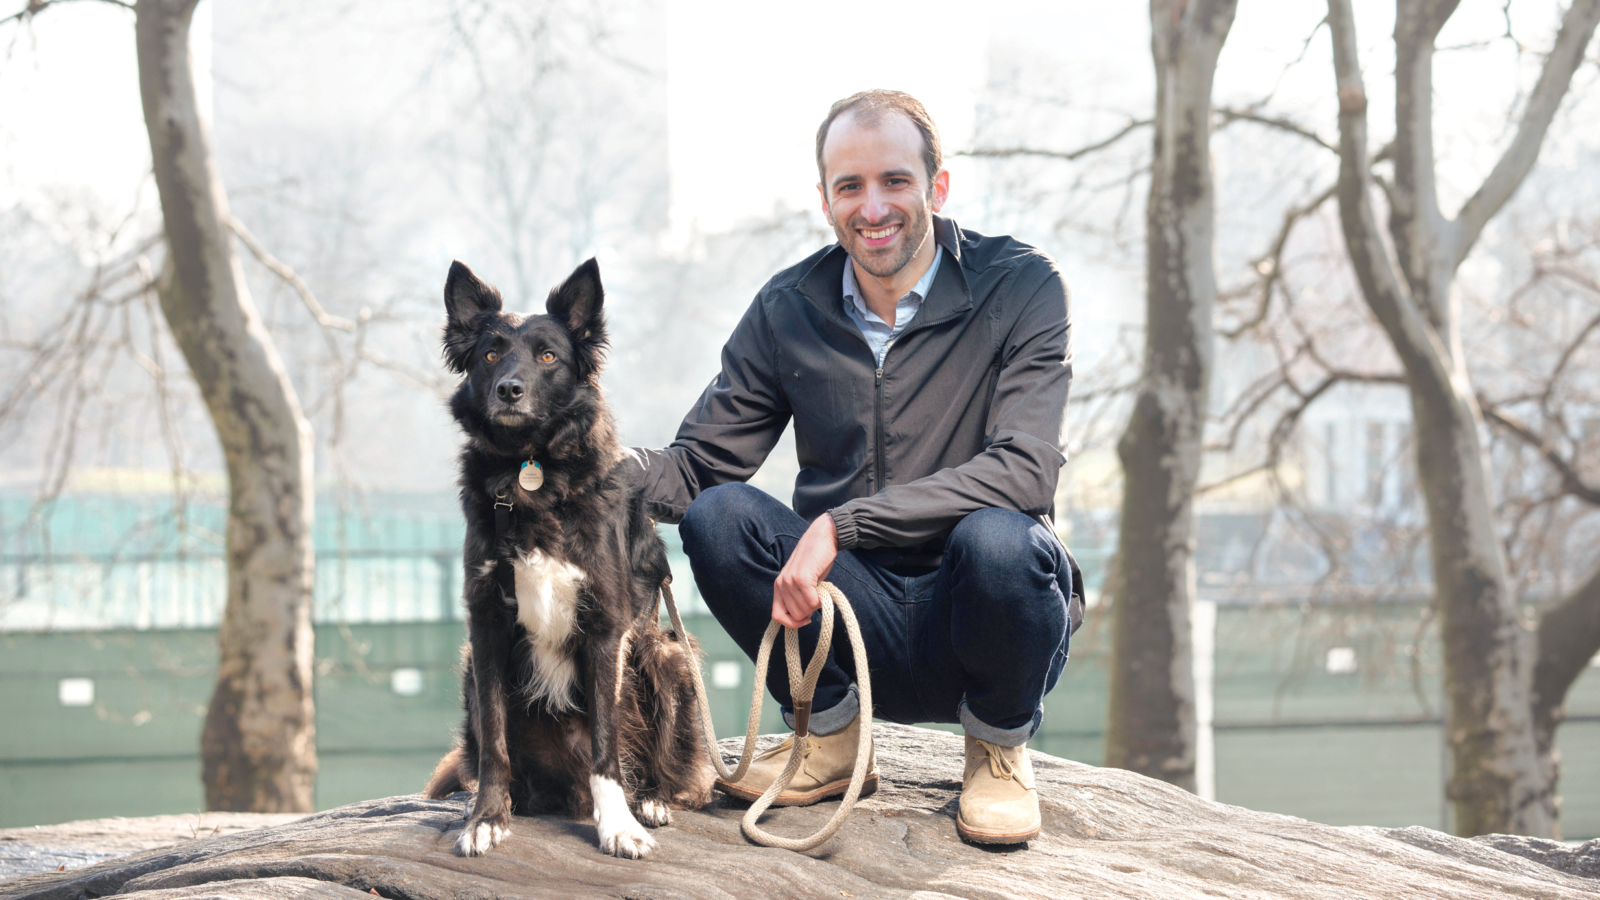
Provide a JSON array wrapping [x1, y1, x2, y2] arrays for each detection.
[[519, 459, 544, 491]]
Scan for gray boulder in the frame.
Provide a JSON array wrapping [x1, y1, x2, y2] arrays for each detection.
[[1, 725, 1595, 899]]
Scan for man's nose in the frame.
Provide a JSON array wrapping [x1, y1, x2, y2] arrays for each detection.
[[495, 378, 524, 402], [862, 184, 891, 222]]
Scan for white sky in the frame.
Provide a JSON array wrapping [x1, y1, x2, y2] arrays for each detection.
[[0, 1, 212, 224], [1, 0, 1579, 245], [664, 0, 988, 235]]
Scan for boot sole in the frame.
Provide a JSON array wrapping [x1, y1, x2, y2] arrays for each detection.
[[716, 770, 879, 807], [955, 811, 1039, 845]]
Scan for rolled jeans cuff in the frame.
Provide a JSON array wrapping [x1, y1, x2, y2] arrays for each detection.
[[782, 684, 859, 736], [958, 697, 1039, 747]]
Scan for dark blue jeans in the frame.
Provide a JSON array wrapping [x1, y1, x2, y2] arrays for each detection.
[[678, 483, 1072, 746]]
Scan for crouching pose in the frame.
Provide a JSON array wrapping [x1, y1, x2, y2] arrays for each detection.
[[424, 258, 713, 859], [633, 90, 1082, 846]]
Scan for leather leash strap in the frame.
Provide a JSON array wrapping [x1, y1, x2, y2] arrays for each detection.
[[664, 579, 873, 852]]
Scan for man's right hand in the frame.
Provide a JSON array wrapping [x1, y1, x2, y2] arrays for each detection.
[[771, 513, 840, 629]]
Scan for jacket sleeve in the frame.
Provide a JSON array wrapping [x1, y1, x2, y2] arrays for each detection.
[[634, 293, 793, 523], [827, 262, 1072, 549]]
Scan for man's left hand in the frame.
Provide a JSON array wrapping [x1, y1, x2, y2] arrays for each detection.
[[772, 513, 839, 629]]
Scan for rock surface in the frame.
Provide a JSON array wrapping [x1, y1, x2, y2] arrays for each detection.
[[1, 725, 1596, 899], [0, 815, 304, 883]]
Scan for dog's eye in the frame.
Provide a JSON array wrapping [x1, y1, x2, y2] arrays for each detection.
[[485, 351, 498, 363], [540, 351, 556, 363]]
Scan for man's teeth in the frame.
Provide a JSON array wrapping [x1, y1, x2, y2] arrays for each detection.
[[861, 225, 899, 240]]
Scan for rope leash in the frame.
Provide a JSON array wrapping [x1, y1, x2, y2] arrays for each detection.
[[663, 579, 873, 851]]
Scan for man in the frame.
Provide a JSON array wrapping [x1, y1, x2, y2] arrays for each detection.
[[636, 89, 1079, 845]]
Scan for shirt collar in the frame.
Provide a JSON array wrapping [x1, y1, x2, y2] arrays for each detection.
[[842, 244, 944, 325]]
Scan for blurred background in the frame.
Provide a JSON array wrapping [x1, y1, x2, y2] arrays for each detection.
[[2, 0, 1598, 841]]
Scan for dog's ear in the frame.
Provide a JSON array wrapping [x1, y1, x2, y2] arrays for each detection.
[[546, 258, 604, 337], [546, 257, 608, 375], [446, 260, 503, 324], [442, 261, 502, 373]]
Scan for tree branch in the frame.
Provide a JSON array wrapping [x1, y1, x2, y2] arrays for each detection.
[[958, 117, 1151, 162], [1326, 0, 1456, 397], [226, 217, 447, 396], [227, 217, 358, 332], [1214, 106, 1337, 153], [1450, 0, 1600, 268], [1222, 183, 1338, 338], [2, 0, 131, 26], [1513, 252, 1600, 403], [1198, 366, 1403, 496], [1533, 559, 1600, 739], [1478, 396, 1600, 506]]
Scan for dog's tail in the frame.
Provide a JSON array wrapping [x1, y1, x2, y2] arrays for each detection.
[[423, 746, 470, 799]]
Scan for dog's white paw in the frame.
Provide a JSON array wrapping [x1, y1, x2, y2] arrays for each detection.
[[598, 818, 658, 859], [592, 774, 656, 858], [455, 819, 509, 857], [636, 798, 671, 827]]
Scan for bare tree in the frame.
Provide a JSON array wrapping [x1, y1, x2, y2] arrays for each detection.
[[1475, 223, 1600, 836], [1102, 0, 1237, 791], [3, 0, 319, 811], [135, 0, 317, 811], [1326, 0, 1600, 836]]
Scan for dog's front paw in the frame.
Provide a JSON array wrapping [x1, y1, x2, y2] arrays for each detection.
[[591, 774, 656, 858], [635, 798, 671, 827], [597, 817, 658, 858], [456, 814, 510, 857]]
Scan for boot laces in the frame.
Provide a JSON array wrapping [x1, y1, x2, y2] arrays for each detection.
[[756, 735, 817, 761], [976, 739, 1019, 781]]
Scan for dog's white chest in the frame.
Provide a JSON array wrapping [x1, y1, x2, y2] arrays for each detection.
[[510, 549, 586, 712]]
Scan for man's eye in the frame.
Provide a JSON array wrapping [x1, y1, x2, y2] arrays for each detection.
[[540, 351, 556, 363], [485, 351, 498, 363]]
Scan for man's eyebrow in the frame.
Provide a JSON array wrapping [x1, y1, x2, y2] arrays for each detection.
[[830, 168, 917, 191]]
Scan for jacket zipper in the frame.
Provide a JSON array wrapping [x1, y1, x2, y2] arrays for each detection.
[[874, 364, 885, 492], [875, 337, 899, 492]]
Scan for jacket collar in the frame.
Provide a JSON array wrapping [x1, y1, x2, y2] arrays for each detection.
[[798, 215, 971, 328]]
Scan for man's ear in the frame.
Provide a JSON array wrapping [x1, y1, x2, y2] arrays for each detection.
[[442, 261, 502, 373], [817, 183, 835, 227], [546, 257, 605, 342], [930, 168, 950, 214]]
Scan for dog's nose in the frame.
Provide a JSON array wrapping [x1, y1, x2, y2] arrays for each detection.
[[495, 379, 524, 402]]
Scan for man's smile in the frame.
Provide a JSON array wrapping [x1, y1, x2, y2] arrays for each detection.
[[857, 222, 902, 246]]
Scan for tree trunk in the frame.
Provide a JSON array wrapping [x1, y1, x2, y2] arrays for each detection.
[[1533, 562, 1600, 835], [136, 0, 317, 812], [1325, 0, 1600, 836], [1105, 0, 1236, 791]]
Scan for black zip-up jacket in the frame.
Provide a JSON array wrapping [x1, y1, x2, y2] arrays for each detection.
[[637, 216, 1072, 566]]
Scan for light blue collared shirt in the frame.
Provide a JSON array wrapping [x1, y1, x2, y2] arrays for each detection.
[[842, 247, 944, 367]]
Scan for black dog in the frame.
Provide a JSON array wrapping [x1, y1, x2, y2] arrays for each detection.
[[423, 258, 712, 859]]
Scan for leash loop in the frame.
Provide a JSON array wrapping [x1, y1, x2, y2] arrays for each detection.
[[663, 579, 873, 852]]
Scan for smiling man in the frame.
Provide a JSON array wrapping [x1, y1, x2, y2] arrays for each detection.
[[637, 90, 1079, 846]]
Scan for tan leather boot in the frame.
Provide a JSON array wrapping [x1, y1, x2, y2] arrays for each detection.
[[716, 711, 877, 807], [956, 734, 1040, 843]]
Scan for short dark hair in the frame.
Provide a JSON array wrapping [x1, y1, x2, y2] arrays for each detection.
[[815, 89, 943, 188]]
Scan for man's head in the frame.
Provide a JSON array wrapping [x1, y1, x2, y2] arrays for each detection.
[[815, 90, 950, 280]]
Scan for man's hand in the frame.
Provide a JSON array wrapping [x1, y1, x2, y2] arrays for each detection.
[[772, 513, 839, 629]]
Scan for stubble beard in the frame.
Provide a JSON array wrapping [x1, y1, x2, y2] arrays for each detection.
[[834, 196, 933, 280]]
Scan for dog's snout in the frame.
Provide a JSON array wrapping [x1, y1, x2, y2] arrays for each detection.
[[495, 378, 524, 402]]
